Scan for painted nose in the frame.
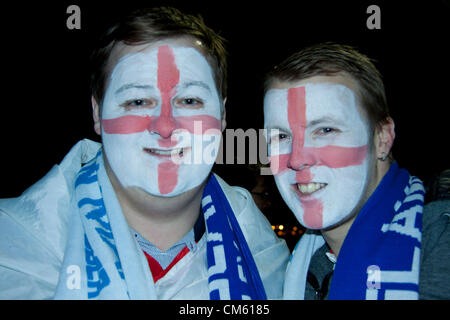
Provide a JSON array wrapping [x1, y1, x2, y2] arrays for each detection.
[[148, 113, 177, 138], [288, 143, 317, 170]]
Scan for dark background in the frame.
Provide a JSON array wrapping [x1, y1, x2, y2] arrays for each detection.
[[1, 0, 449, 249]]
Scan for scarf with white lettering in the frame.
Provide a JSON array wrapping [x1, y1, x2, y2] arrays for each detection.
[[284, 162, 424, 300], [54, 151, 266, 299], [203, 174, 267, 300]]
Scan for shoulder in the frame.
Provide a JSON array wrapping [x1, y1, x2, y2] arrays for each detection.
[[212, 173, 289, 255], [213, 173, 290, 299], [213, 173, 277, 248], [0, 139, 101, 299], [0, 139, 101, 248], [419, 199, 450, 299], [422, 199, 450, 247]]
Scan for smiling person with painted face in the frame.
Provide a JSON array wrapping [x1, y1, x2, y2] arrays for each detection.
[[0, 7, 289, 299], [263, 43, 450, 300]]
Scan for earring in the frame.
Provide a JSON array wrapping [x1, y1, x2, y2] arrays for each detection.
[[378, 152, 388, 161]]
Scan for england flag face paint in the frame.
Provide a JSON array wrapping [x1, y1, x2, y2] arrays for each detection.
[[101, 44, 222, 197], [264, 82, 370, 229]]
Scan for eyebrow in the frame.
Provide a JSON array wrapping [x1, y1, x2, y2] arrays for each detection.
[[308, 116, 343, 127], [115, 83, 155, 95], [264, 126, 289, 133], [177, 81, 212, 93], [114, 81, 212, 95]]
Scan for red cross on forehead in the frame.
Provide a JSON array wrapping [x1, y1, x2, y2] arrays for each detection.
[[152, 44, 179, 141], [157, 45, 180, 95], [101, 45, 220, 195], [271, 86, 367, 176], [157, 45, 180, 193], [269, 86, 368, 229], [102, 45, 221, 137]]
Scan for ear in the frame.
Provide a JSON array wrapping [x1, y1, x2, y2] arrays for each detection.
[[91, 96, 101, 136], [374, 117, 395, 161], [221, 97, 227, 132]]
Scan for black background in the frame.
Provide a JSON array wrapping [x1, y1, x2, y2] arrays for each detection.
[[1, 1, 449, 247]]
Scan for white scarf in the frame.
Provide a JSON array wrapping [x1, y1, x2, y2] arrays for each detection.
[[54, 150, 266, 299]]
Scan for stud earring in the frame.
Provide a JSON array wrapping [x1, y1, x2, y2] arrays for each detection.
[[378, 152, 388, 161]]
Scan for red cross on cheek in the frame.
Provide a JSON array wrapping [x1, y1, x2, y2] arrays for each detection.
[[270, 86, 368, 228], [101, 45, 221, 140], [101, 45, 220, 195], [102, 45, 180, 145]]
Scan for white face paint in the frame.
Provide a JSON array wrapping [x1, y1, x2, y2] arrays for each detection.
[[101, 44, 222, 197], [264, 82, 370, 229]]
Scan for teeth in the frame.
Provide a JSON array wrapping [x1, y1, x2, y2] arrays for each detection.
[[145, 148, 184, 156], [297, 182, 327, 194]]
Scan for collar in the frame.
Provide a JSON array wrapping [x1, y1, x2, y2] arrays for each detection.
[[325, 250, 337, 265], [132, 210, 205, 256]]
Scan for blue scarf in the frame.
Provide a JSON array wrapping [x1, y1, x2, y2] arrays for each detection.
[[329, 162, 424, 299], [284, 163, 424, 300], [203, 174, 267, 300], [55, 151, 266, 299]]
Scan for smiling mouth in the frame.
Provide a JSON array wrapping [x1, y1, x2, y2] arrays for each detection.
[[296, 182, 328, 195], [143, 147, 190, 158]]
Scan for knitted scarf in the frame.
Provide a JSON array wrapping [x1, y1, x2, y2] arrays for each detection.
[[284, 163, 424, 300], [54, 151, 266, 299]]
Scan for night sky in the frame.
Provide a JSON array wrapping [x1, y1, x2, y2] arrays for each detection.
[[2, 1, 449, 247]]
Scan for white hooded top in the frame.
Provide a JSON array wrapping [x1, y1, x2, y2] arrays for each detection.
[[0, 139, 290, 299]]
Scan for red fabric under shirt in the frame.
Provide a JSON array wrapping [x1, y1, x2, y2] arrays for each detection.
[[143, 246, 190, 283]]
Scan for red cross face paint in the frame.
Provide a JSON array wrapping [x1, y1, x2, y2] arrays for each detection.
[[101, 44, 222, 197], [264, 82, 370, 229]]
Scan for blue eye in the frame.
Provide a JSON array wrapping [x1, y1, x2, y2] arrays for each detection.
[[129, 99, 146, 106], [184, 98, 199, 105], [317, 127, 339, 135], [321, 127, 334, 133]]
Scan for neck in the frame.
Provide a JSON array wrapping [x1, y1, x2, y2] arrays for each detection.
[[321, 215, 356, 257], [321, 160, 392, 257], [104, 155, 207, 251]]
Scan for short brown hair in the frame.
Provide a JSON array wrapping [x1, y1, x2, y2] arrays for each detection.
[[264, 42, 390, 131], [90, 6, 227, 105]]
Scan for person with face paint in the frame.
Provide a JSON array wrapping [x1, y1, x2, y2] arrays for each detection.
[[0, 7, 289, 300], [263, 43, 450, 300]]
